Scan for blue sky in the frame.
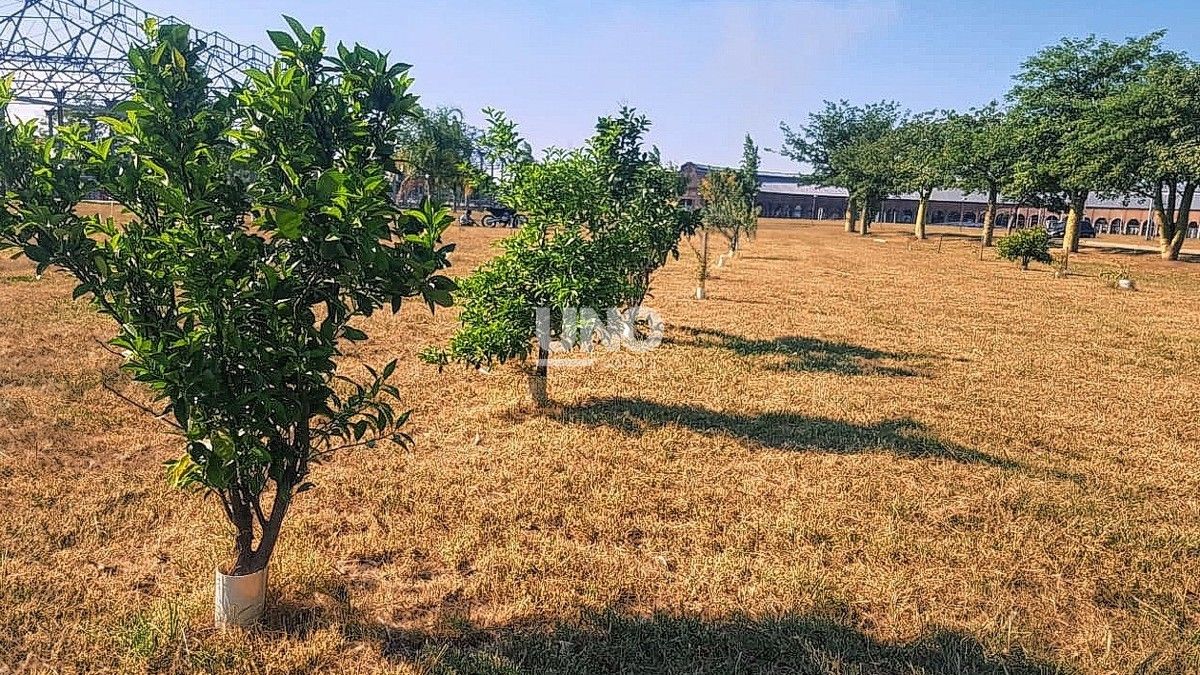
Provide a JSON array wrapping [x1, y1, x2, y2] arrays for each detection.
[[141, 1, 1198, 170]]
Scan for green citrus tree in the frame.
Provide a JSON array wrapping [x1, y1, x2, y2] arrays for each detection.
[[425, 108, 691, 405], [695, 169, 747, 297], [997, 228, 1053, 270], [727, 134, 761, 252], [0, 19, 454, 579]]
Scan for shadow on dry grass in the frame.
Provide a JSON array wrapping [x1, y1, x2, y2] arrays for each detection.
[[383, 612, 1067, 674], [261, 599, 1068, 674], [1083, 247, 1200, 263], [555, 397, 1067, 478], [668, 326, 930, 377]]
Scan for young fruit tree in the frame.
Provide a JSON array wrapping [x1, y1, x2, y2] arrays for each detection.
[[725, 134, 761, 254], [0, 20, 454, 620], [694, 169, 751, 297], [997, 228, 1053, 270], [424, 108, 692, 405]]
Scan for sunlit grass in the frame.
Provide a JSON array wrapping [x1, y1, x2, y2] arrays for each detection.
[[1, 219, 1198, 673]]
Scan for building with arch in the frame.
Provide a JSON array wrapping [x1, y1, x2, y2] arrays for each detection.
[[680, 163, 1189, 238]]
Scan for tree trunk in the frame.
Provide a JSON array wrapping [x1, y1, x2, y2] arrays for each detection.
[[230, 499, 257, 575], [1062, 192, 1088, 253], [845, 198, 859, 233], [914, 192, 929, 239], [529, 346, 550, 407], [859, 197, 874, 237], [1158, 183, 1195, 261], [228, 479, 294, 575], [698, 229, 709, 298], [981, 188, 998, 247]]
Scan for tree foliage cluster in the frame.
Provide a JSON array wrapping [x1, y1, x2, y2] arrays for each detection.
[[424, 107, 693, 399], [0, 19, 458, 576], [780, 31, 1200, 260]]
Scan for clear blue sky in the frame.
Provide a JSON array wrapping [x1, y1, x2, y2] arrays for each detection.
[[146, 0, 1197, 171]]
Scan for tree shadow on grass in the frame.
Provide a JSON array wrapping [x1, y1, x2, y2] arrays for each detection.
[[557, 397, 1083, 484], [374, 610, 1066, 674], [258, 594, 1067, 673], [669, 326, 934, 378], [1083, 246, 1200, 263]]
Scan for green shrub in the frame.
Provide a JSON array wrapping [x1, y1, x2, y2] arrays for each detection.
[[0, 20, 454, 578], [425, 108, 692, 404], [997, 228, 1052, 269]]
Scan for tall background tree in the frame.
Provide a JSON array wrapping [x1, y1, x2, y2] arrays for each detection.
[[396, 105, 478, 207], [1100, 51, 1200, 260], [892, 111, 952, 239], [781, 100, 903, 235], [945, 103, 1021, 247], [1008, 32, 1165, 252]]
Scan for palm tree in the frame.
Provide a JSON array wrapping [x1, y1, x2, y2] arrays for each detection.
[[395, 106, 477, 206]]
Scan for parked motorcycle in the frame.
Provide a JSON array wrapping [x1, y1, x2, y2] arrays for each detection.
[[481, 206, 527, 228]]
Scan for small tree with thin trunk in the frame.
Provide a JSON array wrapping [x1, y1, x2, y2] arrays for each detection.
[[0, 20, 455, 580], [425, 108, 690, 405], [695, 169, 748, 298], [729, 134, 761, 253]]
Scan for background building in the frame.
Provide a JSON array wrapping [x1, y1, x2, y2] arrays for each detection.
[[681, 162, 1200, 239]]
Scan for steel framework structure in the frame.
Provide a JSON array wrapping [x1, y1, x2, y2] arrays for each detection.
[[0, 0, 269, 111]]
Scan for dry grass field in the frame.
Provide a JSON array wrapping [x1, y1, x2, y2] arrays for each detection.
[[2, 217, 1200, 674]]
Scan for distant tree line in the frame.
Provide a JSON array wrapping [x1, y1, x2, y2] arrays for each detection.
[[779, 31, 1200, 261]]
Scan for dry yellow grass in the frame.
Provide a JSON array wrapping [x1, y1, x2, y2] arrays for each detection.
[[2, 218, 1199, 674]]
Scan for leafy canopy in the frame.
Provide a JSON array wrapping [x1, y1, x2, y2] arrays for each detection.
[[891, 111, 954, 197], [0, 18, 454, 573], [997, 228, 1053, 268], [1007, 32, 1167, 201], [935, 102, 1025, 208], [428, 107, 692, 369], [780, 100, 905, 206]]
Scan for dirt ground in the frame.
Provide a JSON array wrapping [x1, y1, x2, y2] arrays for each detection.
[[2, 218, 1199, 674]]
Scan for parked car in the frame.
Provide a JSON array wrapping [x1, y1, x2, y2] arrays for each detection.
[[1045, 220, 1096, 238]]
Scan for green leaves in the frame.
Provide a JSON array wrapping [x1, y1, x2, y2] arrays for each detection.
[[273, 207, 303, 239], [436, 108, 687, 370], [1009, 32, 1168, 197], [780, 100, 905, 206], [0, 17, 454, 550], [266, 30, 297, 53], [997, 228, 1053, 268]]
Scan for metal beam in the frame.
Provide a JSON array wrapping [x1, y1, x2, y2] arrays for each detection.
[[0, 0, 269, 111]]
